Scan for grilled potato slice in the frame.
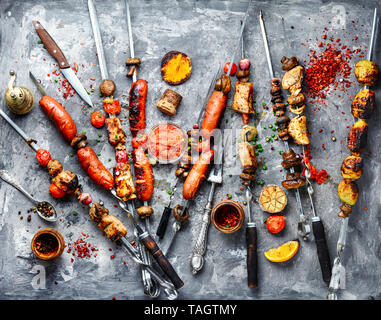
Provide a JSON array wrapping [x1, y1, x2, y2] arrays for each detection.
[[288, 115, 309, 145], [340, 156, 363, 180], [351, 89, 376, 119], [347, 119, 368, 156], [161, 51, 192, 85], [354, 60, 378, 86], [337, 179, 359, 206], [259, 185, 287, 213]]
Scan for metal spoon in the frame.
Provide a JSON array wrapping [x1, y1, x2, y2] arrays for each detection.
[[0, 170, 57, 222]]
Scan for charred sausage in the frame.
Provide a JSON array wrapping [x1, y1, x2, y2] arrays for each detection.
[[183, 149, 214, 200], [129, 79, 148, 137], [201, 91, 227, 139], [132, 147, 154, 202], [39, 96, 77, 142], [77, 146, 114, 190]]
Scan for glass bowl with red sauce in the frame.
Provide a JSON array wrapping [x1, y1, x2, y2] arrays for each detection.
[[31, 228, 65, 261], [211, 200, 245, 234], [147, 123, 187, 164]]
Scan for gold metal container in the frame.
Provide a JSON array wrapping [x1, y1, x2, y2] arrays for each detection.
[[4, 70, 34, 115]]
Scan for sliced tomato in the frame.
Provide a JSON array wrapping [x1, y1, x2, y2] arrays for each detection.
[[266, 215, 285, 234], [49, 183, 66, 198], [90, 112, 106, 128], [36, 149, 51, 167]]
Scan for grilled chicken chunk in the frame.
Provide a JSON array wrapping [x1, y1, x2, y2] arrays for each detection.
[[238, 142, 257, 173], [51, 170, 78, 194], [98, 215, 127, 242], [282, 65, 303, 93], [114, 162, 136, 201], [106, 116, 126, 146], [288, 115, 309, 145], [89, 202, 109, 223], [351, 89, 376, 119], [347, 119, 368, 156], [232, 82, 254, 114]]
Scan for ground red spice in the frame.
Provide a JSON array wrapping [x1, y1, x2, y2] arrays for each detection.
[[66, 233, 98, 260]]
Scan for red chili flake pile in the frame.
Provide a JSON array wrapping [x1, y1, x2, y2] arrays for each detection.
[[303, 29, 365, 106], [66, 232, 98, 260], [50, 68, 76, 99], [302, 145, 329, 185]]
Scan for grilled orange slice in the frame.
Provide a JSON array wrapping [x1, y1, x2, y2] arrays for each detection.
[[259, 185, 287, 213], [264, 240, 299, 263], [161, 51, 192, 85]]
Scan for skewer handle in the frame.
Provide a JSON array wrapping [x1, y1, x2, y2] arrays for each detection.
[[246, 225, 258, 288], [312, 217, 332, 283], [156, 206, 172, 239], [139, 233, 184, 289]]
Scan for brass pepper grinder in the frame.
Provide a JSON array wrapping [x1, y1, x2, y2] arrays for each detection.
[[4, 70, 34, 115]]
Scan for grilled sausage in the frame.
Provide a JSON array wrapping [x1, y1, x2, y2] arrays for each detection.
[[39, 96, 77, 142], [77, 146, 114, 190], [129, 79, 148, 137], [201, 91, 227, 139], [183, 149, 214, 200], [132, 147, 154, 202]]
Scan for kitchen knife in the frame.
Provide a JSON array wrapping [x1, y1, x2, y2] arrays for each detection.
[[32, 20, 94, 107]]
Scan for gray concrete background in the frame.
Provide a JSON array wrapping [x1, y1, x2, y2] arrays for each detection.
[[0, 0, 380, 300]]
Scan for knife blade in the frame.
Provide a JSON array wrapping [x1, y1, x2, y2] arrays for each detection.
[[88, 0, 109, 80], [32, 20, 94, 107]]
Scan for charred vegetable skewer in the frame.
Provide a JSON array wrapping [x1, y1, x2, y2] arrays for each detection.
[[328, 7, 378, 300]]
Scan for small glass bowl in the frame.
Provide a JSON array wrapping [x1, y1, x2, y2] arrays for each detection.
[[211, 200, 245, 234], [147, 122, 188, 164]]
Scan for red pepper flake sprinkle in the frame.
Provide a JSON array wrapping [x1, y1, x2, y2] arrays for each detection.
[[67, 233, 98, 261]]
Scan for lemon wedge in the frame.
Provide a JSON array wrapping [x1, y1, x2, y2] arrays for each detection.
[[264, 240, 299, 263]]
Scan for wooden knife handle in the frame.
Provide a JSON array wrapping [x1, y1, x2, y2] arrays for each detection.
[[246, 225, 258, 288], [140, 233, 184, 289], [32, 21, 70, 69]]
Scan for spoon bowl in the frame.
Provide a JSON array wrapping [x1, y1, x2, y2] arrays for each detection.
[[0, 170, 57, 222]]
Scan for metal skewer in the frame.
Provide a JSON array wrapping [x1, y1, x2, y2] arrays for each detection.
[[327, 7, 378, 300], [259, 10, 311, 240]]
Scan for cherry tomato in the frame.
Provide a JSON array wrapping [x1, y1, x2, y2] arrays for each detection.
[[104, 99, 121, 115], [266, 215, 285, 234], [316, 169, 328, 184], [224, 62, 237, 76], [90, 112, 106, 128], [49, 183, 66, 198], [36, 149, 51, 167]]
